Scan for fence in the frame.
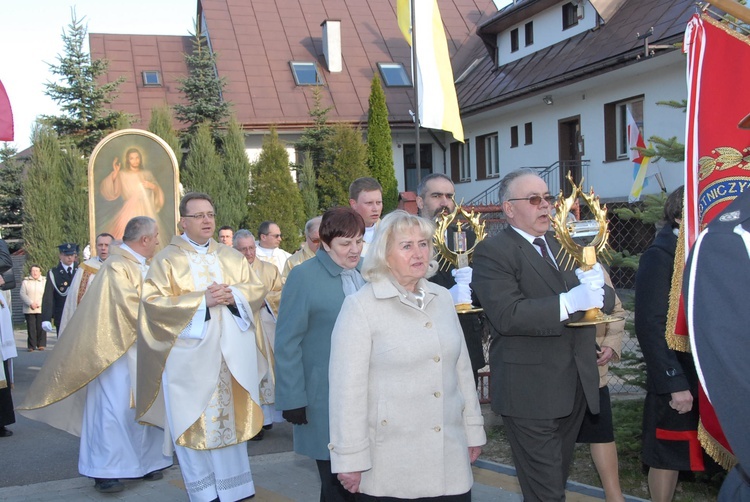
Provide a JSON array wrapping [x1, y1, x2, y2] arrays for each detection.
[[470, 201, 654, 400]]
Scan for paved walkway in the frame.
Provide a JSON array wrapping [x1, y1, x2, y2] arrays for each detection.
[[0, 450, 650, 501]]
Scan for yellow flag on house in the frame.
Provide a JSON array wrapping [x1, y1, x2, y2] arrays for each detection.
[[397, 0, 464, 143]]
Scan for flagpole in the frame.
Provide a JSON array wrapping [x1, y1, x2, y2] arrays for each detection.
[[411, 0, 421, 186]]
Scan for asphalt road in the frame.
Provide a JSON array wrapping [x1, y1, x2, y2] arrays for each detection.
[[1, 328, 295, 489]]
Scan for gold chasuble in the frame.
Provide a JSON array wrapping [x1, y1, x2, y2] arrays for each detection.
[[17, 246, 145, 434], [250, 259, 282, 406], [137, 236, 266, 450], [281, 244, 315, 281]]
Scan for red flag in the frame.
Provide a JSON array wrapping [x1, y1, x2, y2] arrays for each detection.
[[0, 80, 13, 141], [680, 13, 750, 470]]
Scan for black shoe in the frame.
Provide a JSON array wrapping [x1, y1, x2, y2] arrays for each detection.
[[262, 423, 273, 430], [143, 470, 163, 481], [94, 478, 124, 493], [0, 427, 12, 437], [250, 429, 264, 441]]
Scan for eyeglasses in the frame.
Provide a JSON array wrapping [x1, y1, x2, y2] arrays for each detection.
[[264, 233, 282, 239], [309, 238, 320, 244], [182, 212, 216, 220], [507, 195, 556, 206]]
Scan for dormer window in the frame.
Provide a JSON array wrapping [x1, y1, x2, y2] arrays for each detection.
[[377, 63, 411, 87], [142, 71, 162, 86], [562, 2, 579, 30], [510, 28, 519, 53], [290, 62, 323, 86]]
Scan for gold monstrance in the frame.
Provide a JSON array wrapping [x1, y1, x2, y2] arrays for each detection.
[[550, 173, 623, 326], [434, 200, 487, 313]]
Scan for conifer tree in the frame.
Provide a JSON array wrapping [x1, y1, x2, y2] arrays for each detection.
[[59, 146, 89, 250], [148, 105, 183, 167], [0, 145, 25, 251], [299, 154, 319, 220], [40, 12, 129, 155], [23, 127, 67, 272], [182, 122, 225, 199], [219, 117, 252, 230], [366, 74, 398, 212], [317, 124, 370, 210], [295, 87, 334, 174], [247, 128, 305, 252], [175, 27, 230, 139]]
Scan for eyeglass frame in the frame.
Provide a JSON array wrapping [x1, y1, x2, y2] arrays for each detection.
[[263, 233, 283, 239], [506, 195, 556, 206], [182, 212, 217, 220]]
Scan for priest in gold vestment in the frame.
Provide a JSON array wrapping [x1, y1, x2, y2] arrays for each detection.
[[233, 229, 283, 438], [137, 193, 266, 502], [281, 215, 321, 281], [18, 217, 172, 494]]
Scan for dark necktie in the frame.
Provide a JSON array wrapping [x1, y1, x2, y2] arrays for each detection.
[[533, 237, 558, 270]]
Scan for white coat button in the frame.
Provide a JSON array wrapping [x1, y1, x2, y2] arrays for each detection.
[[433, 356, 440, 362], [434, 392, 441, 398], [434, 426, 441, 432], [381, 420, 387, 426], [425, 321, 432, 328], [328, 444, 334, 450]]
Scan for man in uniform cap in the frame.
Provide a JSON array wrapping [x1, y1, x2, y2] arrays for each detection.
[[41, 243, 79, 336]]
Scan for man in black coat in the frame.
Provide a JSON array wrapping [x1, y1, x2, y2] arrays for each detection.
[[41, 243, 78, 335], [685, 191, 750, 501], [0, 238, 14, 437], [416, 173, 486, 384], [471, 169, 614, 501]]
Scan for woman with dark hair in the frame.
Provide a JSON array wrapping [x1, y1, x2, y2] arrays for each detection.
[[274, 207, 365, 501], [635, 186, 707, 502], [100, 147, 165, 240]]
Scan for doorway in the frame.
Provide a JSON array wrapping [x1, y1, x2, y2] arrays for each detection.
[[403, 144, 432, 193], [558, 116, 582, 197]]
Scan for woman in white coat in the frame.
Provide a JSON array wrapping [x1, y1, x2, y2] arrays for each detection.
[[328, 210, 486, 501]]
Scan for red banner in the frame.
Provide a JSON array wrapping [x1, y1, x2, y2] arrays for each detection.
[[0, 80, 13, 142], [680, 13, 750, 469]]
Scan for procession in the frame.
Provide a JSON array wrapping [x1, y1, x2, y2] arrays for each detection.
[[1, 0, 749, 501]]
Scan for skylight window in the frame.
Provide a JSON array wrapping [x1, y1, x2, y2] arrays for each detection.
[[290, 62, 323, 86], [377, 63, 411, 87], [142, 71, 162, 86]]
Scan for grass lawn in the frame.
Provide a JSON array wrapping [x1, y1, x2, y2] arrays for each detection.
[[481, 397, 724, 500]]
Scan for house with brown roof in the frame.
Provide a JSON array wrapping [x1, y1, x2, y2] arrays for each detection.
[[91, 0, 696, 202], [90, 0, 498, 193], [453, 0, 694, 203]]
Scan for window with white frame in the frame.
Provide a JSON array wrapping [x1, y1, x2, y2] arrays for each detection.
[[484, 134, 499, 177], [459, 141, 471, 181], [604, 96, 644, 161]]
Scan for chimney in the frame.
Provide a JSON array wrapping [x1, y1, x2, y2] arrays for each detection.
[[321, 20, 342, 73]]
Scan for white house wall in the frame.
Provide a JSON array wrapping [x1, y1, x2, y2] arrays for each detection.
[[455, 49, 687, 203]]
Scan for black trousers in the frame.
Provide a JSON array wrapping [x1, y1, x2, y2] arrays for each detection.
[[316, 460, 356, 502], [503, 377, 588, 502], [25, 313, 44, 349], [1, 359, 15, 427]]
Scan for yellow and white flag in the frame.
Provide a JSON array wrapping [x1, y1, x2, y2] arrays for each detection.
[[397, 0, 464, 142]]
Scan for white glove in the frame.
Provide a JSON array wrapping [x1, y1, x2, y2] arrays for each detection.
[[575, 263, 605, 290], [449, 283, 473, 305], [41, 321, 54, 333], [451, 266, 473, 285], [560, 283, 604, 315]]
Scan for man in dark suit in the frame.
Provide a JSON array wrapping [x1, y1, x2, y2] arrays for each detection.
[[471, 168, 614, 501], [685, 191, 750, 501], [417, 173, 486, 384], [41, 243, 78, 335]]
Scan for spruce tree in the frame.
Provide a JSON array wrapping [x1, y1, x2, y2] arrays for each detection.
[[295, 87, 334, 174], [299, 154, 319, 220], [182, 122, 225, 199], [219, 117, 252, 230], [23, 127, 67, 272], [40, 11, 129, 155], [317, 124, 370, 210], [175, 27, 230, 139], [0, 145, 25, 251], [247, 128, 305, 252], [148, 105, 183, 167], [366, 74, 398, 212]]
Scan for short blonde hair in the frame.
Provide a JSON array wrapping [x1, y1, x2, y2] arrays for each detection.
[[361, 210, 436, 282]]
